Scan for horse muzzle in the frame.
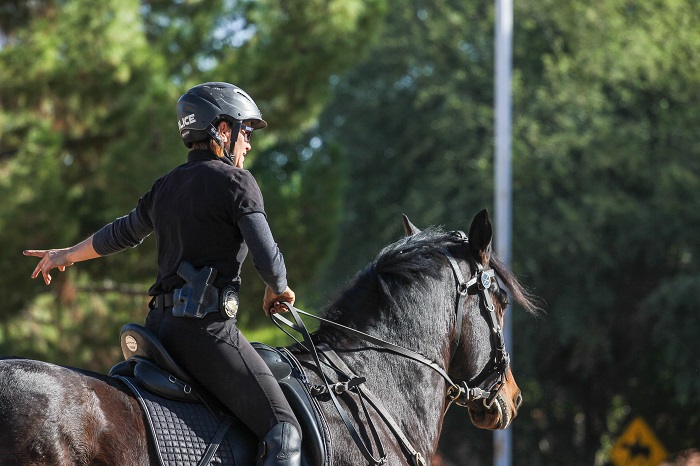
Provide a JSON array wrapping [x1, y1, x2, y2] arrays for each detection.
[[465, 389, 520, 430]]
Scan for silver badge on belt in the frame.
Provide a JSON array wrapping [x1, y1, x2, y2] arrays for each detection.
[[220, 286, 239, 319]]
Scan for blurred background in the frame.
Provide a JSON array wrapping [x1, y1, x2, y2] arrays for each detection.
[[1, 0, 698, 464]]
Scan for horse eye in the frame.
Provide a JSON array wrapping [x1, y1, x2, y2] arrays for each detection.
[[495, 289, 509, 308]]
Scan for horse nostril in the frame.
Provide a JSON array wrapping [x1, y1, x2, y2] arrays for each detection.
[[515, 391, 523, 410]]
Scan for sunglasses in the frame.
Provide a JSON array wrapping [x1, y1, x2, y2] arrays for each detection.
[[239, 124, 254, 143]]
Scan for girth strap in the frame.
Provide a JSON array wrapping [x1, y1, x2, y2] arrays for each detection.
[[198, 417, 233, 466]]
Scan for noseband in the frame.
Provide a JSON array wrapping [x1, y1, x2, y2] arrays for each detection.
[[443, 231, 510, 409]]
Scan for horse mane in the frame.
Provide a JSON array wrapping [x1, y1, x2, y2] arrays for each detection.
[[322, 227, 541, 330], [489, 254, 542, 315], [322, 228, 448, 325]]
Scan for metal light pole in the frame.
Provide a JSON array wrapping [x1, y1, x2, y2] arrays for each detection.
[[493, 0, 513, 465]]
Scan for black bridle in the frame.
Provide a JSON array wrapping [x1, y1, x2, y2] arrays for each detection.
[[270, 231, 511, 465], [442, 231, 510, 409]]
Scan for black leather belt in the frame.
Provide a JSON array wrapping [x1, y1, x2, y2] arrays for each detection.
[[153, 293, 174, 309], [152, 286, 239, 319]]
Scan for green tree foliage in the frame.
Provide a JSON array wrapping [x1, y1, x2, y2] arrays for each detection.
[[513, 0, 700, 461], [313, 0, 498, 290], [312, 0, 700, 463], [0, 0, 170, 313], [0, 0, 388, 359]]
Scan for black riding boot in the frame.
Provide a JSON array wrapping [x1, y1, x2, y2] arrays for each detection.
[[256, 422, 302, 466]]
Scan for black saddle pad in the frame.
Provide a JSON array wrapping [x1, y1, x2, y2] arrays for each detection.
[[117, 375, 256, 466]]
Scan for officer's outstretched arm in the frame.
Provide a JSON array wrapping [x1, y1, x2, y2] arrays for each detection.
[[24, 235, 101, 285]]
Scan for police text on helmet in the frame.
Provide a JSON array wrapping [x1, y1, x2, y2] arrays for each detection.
[[178, 114, 196, 131]]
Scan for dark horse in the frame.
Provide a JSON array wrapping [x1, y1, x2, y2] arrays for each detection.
[[0, 210, 538, 465]]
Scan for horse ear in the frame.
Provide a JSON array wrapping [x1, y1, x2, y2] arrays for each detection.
[[468, 209, 493, 266], [402, 214, 421, 236]]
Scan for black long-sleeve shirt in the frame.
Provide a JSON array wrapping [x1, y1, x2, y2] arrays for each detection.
[[92, 149, 287, 296]]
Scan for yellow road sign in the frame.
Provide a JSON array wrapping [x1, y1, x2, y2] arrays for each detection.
[[611, 417, 668, 466]]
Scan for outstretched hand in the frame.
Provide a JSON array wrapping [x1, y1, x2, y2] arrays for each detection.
[[23, 249, 74, 285], [263, 285, 296, 316]]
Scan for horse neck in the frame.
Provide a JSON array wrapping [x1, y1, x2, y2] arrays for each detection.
[[316, 271, 457, 449], [322, 266, 456, 358]]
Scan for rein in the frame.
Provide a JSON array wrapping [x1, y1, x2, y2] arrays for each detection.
[[271, 232, 511, 464]]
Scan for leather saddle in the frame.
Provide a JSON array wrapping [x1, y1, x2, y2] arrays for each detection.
[[109, 323, 331, 466]]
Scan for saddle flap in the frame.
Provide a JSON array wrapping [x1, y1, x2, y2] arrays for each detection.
[[133, 358, 199, 403], [254, 343, 293, 380], [252, 343, 331, 466], [108, 359, 135, 378]]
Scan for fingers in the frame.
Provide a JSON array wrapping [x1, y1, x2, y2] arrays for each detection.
[[23, 250, 47, 258], [24, 250, 70, 285], [264, 300, 283, 316], [30, 260, 45, 281], [266, 301, 290, 316], [263, 286, 296, 314], [31, 265, 51, 284], [25, 250, 47, 280], [31, 261, 52, 285]]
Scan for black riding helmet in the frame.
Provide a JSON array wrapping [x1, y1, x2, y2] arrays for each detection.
[[177, 82, 267, 149]]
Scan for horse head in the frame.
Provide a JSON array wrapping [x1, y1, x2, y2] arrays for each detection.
[[403, 209, 530, 431]]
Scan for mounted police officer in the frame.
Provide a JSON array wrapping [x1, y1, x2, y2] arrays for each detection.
[[24, 82, 302, 466]]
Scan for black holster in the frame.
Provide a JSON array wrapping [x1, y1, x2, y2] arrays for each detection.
[[170, 262, 239, 319], [172, 262, 221, 318]]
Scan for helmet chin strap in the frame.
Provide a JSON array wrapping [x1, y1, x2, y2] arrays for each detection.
[[223, 148, 235, 165], [227, 121, 242, 165], [207, 122, 239, 166]]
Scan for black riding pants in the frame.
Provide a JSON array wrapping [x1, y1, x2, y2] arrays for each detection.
[[145, 305, 301, 440]]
